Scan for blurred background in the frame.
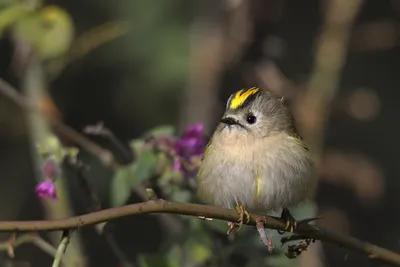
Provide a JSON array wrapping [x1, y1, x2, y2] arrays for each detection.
[[0, 0, 399, 266]]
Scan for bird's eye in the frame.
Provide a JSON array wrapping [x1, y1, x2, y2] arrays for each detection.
[[246, 113, 257, 124]]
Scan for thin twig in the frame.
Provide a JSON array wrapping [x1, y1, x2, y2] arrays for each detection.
[[52, 230, 72, 267], [0, 200, 396, 265], [0, 233, 61, 261], [84, 121, 133, 163], [146, 188, 159, 200]]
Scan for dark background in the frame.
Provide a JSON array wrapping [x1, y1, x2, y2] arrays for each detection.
[[0, 0, 399, 267]]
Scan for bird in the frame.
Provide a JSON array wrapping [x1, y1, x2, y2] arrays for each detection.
[[197, 87, 317, 235]]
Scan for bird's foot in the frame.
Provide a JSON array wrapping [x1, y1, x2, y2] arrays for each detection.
[[227, 221, 236, 235], [277, 208, 321, 234], [256, 217, 274, 252], [226, 204, 250, 235], [235, 203, 250, 232], [278, 208, 297, 234]]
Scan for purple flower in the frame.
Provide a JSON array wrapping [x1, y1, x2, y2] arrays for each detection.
[[150, 123, 206, 177], [174, 123, 206, 160], [35, 180, 57, 200]]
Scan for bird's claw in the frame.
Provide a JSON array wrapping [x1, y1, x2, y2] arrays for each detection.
[[226, 204, 250, 235], [278, 208, 297, 234], [235, 203, 250, 232], [227, 221, 236, 235], [278, 209, 322, 234]]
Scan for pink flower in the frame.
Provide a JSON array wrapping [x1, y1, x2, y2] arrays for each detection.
[[35, 180, 57, 200], [151, 123, 206, 177], [174, 123, 206, 160]]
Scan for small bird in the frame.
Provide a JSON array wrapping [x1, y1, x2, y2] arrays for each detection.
[[197, 87, 317, 235]]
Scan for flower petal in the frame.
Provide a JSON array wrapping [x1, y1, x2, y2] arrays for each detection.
[[35, 181, 57, 200]]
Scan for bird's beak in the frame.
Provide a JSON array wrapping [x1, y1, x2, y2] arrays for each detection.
[[220, 117, 238, 125]]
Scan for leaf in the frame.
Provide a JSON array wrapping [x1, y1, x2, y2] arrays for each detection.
[[128, 151, 158, 186], [110, 166, 132, 207], [146, 125, 175, 137]]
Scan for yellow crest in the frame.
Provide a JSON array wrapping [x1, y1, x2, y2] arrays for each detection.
[[229, 87, 260, 110]]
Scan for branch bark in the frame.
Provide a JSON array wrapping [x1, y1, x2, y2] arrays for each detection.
[[0, 199, 397, 265]]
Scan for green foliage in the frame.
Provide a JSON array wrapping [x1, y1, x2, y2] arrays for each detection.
[[130, 151, 158, 184], [110, 165, 132, 207], [110, 151, 158, 207], [111, 125, 178, 206]]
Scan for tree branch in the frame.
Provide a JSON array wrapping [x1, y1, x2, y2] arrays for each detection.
[[52, 230, 72, 267], [0, 199, 397, 265]]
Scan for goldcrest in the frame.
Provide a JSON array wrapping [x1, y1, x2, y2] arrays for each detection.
[[197, 87, 317, 234]]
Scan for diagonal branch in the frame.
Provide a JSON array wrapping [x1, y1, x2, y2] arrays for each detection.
[[52, 230, 72, 267], [0, 199, 397, 265]]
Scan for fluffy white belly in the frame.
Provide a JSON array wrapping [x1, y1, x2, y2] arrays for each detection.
[[197, 134, 316, 214], [200, 161, 303, 213]]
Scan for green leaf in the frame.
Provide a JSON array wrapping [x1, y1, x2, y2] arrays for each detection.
[[146, 125, 175, 137], [110, 166, 132, 207], [128, 151, 158, 186], [110, 151, 158, 207]]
